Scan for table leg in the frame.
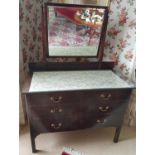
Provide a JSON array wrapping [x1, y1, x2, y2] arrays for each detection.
[[113, 126, 122, 143], [30, 135, 37, 153], [29, 124, 37, 153]]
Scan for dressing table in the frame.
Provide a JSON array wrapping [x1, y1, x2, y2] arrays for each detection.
[[22, 0, 135, 153]]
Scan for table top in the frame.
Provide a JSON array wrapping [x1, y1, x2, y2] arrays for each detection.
[[28, 70, 134, 93]]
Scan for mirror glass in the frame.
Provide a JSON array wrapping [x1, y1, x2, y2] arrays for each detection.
[[47, 5, 105, 57], [51, 0, 110, 6]]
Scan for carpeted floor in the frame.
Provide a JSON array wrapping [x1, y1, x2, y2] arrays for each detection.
[[19, 125, 135, 155]]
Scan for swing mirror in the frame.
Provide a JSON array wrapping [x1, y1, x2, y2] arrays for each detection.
[[43, 3, 108, 58]]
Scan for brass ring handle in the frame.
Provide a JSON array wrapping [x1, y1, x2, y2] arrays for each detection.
[[51, 123, 62, 129], [96, 119, 106, 124], [50, 96, 62, 103], [100, 93, 111, 100], [50, 108, 63, 113], [98, 106, 109, 112]]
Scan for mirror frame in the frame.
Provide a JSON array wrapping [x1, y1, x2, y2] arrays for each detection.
[[42, 2, 109, 59]]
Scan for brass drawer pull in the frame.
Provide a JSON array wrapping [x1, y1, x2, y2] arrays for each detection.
[[50, 108, 63, 113], [50, 96, 62, 103], [96, 119, 106, 124], [98, 106, 109, 112], [51, 123, 62, 129], [100, 93, 111, 100]]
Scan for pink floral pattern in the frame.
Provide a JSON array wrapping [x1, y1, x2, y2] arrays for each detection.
[[104, 0, 136, 82], [47, 7, 102, 47], [48, 16, 100, 47], [119, 7, 128, 26], [107, 27, 121, 39]]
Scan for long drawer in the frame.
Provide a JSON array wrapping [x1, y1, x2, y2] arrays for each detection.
[[27, 89, 130, 107], [27, 96, 128, 119]]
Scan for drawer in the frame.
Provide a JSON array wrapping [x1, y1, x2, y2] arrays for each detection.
[[26, 92, 82, 107], [81, 98, 128, 115], [30, 115, 81, 132], [27, 105, 126, 120], [81, 89, 131, 103], [28, 104, 83, 118], [78, 111, 125, 129]]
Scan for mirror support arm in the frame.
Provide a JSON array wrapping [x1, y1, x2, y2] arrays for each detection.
[[98, 8, 109, 68]]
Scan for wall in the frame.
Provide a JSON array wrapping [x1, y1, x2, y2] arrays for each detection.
[[104, 0, 136, 126], [19, 0, 136, 126]]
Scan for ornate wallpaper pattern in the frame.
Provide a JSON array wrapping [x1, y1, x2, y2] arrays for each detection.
[[19, 0, 136, 126]]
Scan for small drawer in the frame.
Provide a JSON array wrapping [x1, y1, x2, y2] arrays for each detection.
[[28, 103, 80, 118], [81, 89, 131, 103], [78, 111, 125, 129], [82, 98, 128, 115], [26, 92, 82, 107], [30, 115, 80, 132], [28, 106, 63, 118], [96, 100, 128, 113], [98, 90, 131, 101], [94, 111, 125, 127], [91, 103, 127, 118]]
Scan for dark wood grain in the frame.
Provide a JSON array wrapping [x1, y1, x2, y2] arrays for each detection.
[[113, 126, 122, 143], [98, 8, 109, 67], [29, 62, 114, 73], [25, 86, 132, 153]]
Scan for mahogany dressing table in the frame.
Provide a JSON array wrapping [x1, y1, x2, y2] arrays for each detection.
[[22, 1, 135, 153]]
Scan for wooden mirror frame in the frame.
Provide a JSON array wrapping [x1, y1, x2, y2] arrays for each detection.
[[42, 2, 109, 60]]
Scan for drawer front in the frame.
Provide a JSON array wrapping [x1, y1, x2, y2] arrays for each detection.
[[28, 104, 83, 119], [82, 99, 128, 116], [30, 115, 81, 132], [79, 113, 124, 129], [81, 89, 131, 103], [26, 92, 82, 107]]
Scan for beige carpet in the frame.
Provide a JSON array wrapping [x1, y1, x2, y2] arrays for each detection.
[[19, 125, 135, 155]]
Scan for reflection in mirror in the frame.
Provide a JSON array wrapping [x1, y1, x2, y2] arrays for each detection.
[[47, 6, 105, 57], [52, 0, 110, 6]]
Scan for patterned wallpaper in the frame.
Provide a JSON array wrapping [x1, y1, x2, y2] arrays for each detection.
[[105, 0, 136, 83], [19, 0, 136, 126]]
